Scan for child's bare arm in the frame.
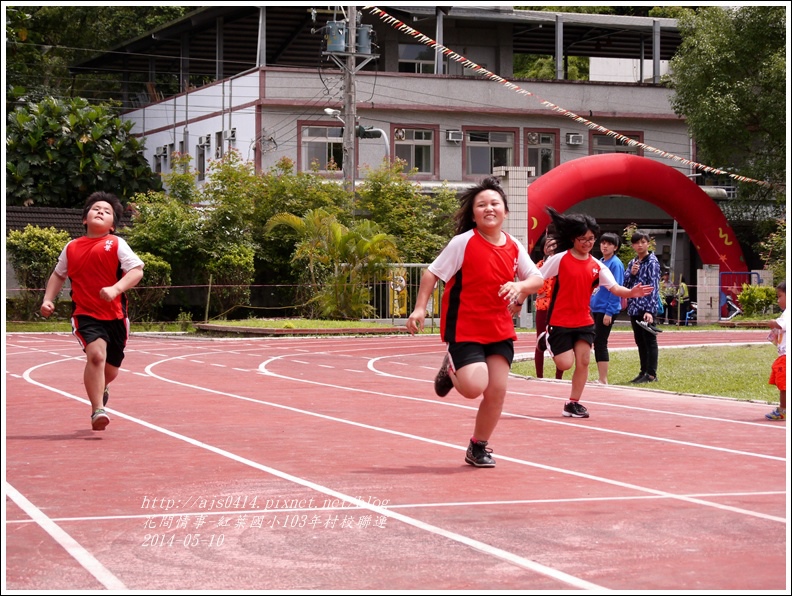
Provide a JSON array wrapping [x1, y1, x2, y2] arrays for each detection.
[[40, 271, 67, 318]]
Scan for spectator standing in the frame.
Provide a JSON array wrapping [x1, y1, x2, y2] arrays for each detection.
[[624, 230, 662, 383], [590, 232, 625, 384]]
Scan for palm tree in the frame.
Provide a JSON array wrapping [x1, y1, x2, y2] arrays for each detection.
[[265, 209, 402, 319]]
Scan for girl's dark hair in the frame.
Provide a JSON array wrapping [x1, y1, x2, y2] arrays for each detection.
[[599, 232, 621, 250], [82, 191, 124, 232], [630, 230, 651, 244], [454, 176, 508, 235], [545, 206, 600, 252]]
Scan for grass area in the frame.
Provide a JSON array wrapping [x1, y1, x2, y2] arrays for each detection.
[[5, 321, 189, 333], [512, 343, 778, 404], [202, 318, 402, 329]]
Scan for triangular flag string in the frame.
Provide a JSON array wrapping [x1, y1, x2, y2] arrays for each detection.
[[364, 6, 774, 188]]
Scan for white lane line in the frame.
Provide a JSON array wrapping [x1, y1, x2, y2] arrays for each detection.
[[5, 483, 127, 590]]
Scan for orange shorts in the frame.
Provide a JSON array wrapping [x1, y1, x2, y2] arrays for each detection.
[[768, 355, 786, 391]]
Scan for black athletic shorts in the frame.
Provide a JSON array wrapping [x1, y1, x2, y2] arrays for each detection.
[[546, 325, 595, 356], [72, 315, 129, 368], [448, 339, 515, 370]]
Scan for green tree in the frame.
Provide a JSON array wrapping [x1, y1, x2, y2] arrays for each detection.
[[355, 159, 457, 262], [666, 6, 786, 218], [251, 157, 352, 287], [5, 6, 187, 105], [6, 96, 162, 208], [206, 244, 256, 319], [513, 54, 589, 81], [757, 218, 786, 285], [123, 190, 205, 305], [127, 252, 171, 323], [266, 210, 401, 319]]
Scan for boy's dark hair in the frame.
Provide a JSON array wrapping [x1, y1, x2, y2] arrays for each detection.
[[630, 230, 651, 244], [777, 281, 786, 293], [545, 206, 600, 252], [454, 176, 508, 235], [82, 192, 124, 232], [599, 232, 621, 250]]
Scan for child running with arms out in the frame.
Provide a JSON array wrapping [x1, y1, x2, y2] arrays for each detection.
[[765, 281, 786, 421], [539, 208, 652, 418], [406, 177, 544, 468], [41, 192, 144, 431]]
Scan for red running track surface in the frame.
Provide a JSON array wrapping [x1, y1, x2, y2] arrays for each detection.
[[4, 330, 788, 591]]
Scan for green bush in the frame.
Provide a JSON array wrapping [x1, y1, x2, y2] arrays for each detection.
[[6, 224, 72, 319], [206, 244, 255, 318], [737, 283, 778, 316], [126, 252, 171, 322]]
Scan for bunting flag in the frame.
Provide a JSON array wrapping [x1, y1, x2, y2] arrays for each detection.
[[364, 6, 775, 189]]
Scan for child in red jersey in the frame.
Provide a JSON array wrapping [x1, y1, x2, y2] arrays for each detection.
[[406, 177, 544, 468], [41, 192, 144, 431], [539, 207, 652, 419], [765, 281, 787, 421]]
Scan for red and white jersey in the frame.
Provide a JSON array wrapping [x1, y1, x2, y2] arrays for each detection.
[[429, 228, 540, 344], [54, 234, 144, 320], [539, 250, 617, 328]]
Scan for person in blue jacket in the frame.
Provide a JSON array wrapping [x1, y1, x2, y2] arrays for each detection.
[[590, 232, 625, 384], [624, 230, 662, 383]]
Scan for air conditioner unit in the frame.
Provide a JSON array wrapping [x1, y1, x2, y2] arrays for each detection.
[[154, 146, 166, 157], [223, 128, 236, 141], [566, 133, 584, 145], [446, 130, 463, 143], [198, 135, 210, 147]]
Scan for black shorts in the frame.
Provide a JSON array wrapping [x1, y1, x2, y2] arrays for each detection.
[[448, 339, 515, 370], [547, 325, 595, 356], [72, 315, 129, 368]]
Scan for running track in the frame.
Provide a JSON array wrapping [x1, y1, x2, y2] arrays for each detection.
[[4, 330, 788, 591]]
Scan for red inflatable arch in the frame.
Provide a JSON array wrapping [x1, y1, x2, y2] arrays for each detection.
[[527, 153, 746, 272]]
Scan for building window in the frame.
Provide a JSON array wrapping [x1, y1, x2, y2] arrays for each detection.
[[197, 146, 206, 181], [301, 125, 343, 172], [525, 131, 557, 176], [465, 130, 514, 175], [592, 132, 643, 155], [394, 128, 435, 174], [398, 44, 445, 73], [214, 131, 224, 160]]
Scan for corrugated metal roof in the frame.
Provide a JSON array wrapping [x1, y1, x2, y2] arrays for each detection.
[[5, 206, 133, 240]]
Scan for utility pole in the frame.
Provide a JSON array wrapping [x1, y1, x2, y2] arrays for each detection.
[[343, 6, 357, 194]]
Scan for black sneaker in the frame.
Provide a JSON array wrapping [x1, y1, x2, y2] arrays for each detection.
[[103, 386, 109, 407], [636, 320, 661, 335], [634, 374, 658, 384], [434, 354, 454, 397], [465, 439, 495, 467], [563, 401, 589, 418], [630, 373, 647, 383]]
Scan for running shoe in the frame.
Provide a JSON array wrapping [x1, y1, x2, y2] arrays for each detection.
[[765, 408, 786, 421], [563, 401, 589, 418], [465, 439, 495, 467], [633, 374, 658, 383], [91, 408, 110, 431], [636, 320, 662, 335]]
